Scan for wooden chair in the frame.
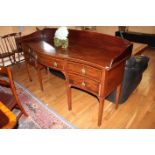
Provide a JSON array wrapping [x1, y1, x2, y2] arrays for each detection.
[[14, 32, 25, 62], [0, 32, 24, 66], [5, 32, 24, 63], [0, 66, 28, 119], [0, 35, 15, 66]]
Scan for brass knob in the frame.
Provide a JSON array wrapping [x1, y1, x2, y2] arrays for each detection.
[[53, 62, 58, 67], [81, 68, 86, 74], [81, 81, 86, 87]]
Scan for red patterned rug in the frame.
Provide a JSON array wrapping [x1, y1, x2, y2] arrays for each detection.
[[0, 81, 75, 129]]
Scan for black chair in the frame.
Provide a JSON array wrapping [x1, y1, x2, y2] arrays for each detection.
[[106, 55, 149, 103]]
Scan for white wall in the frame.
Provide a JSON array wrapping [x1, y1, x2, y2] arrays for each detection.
[[128, 26, 155, 34], [1, 26, 155, 36]]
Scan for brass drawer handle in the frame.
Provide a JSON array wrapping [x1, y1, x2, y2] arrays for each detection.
[[81, 68, 86, 74], [53, 62, 58, 67], [81, 81, 86, 87]]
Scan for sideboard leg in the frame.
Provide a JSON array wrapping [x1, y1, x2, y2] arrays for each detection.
[[115, 83, 122, 109], [25, 61, 32, 82], [66, 85, 72, 110], [98, 98, 105, 126], [37, 68, 44, 91], [45, 67, 48, 74]]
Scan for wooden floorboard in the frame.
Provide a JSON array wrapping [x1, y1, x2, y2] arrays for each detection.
[[12, 48, 155, 128]]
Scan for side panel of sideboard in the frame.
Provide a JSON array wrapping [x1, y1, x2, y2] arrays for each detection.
[[103, 61, 126, 98]]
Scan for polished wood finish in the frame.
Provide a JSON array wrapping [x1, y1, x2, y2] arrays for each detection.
[[12, 47, 155, 128], [0, 66, 27, 119], [67, 61, 102, 82], [21, 28, 133, 126], [22, 43, 45, 91], [0, 101, 17, 129], [132, 42, 148, 55]]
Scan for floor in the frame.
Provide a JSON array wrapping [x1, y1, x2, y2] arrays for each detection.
[[12, 48, 155, 128]]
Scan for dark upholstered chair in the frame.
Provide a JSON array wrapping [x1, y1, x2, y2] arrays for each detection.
[[106, 55, 149, 103]]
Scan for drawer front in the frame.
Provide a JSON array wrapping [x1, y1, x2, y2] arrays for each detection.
[[39, 57, 64, 70], [67, 62, 102, 81], [68, 73, 100, 94]]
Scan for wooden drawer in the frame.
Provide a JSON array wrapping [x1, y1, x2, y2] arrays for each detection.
[[39, 57, 64, 70], [67, 61, 102, 81], [68, 73, 100, 94]]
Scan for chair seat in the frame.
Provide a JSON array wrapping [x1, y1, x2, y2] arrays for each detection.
[[0, 52, 14, 58], [0, 90, 17, 110], [0, 101, 17, 129], [0, 109, 9, 128], [13, 49, 23, 53]]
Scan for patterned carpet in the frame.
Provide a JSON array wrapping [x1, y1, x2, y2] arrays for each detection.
[[0, 81, 75, 129]]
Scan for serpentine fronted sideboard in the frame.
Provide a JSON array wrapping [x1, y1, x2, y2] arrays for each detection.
[[21, 28, 133, 126]]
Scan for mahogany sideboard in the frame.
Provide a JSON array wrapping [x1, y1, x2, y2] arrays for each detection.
[[21, 28, 133, 126]]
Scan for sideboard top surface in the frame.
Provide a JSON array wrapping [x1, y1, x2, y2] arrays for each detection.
[[22, 28, 133, 68]]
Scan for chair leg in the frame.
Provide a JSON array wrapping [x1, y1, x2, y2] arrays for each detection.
[[9, 56, 13, 65], [10, 85, 28, 117], [9, 55, 15, 65], [25, 62, 32, 81], [14, 53, 16, 64], [11, 54, 16, 64], [18, 53, 20, 62], [2, 58, 5, 66], [14, 94, 28, 116]]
